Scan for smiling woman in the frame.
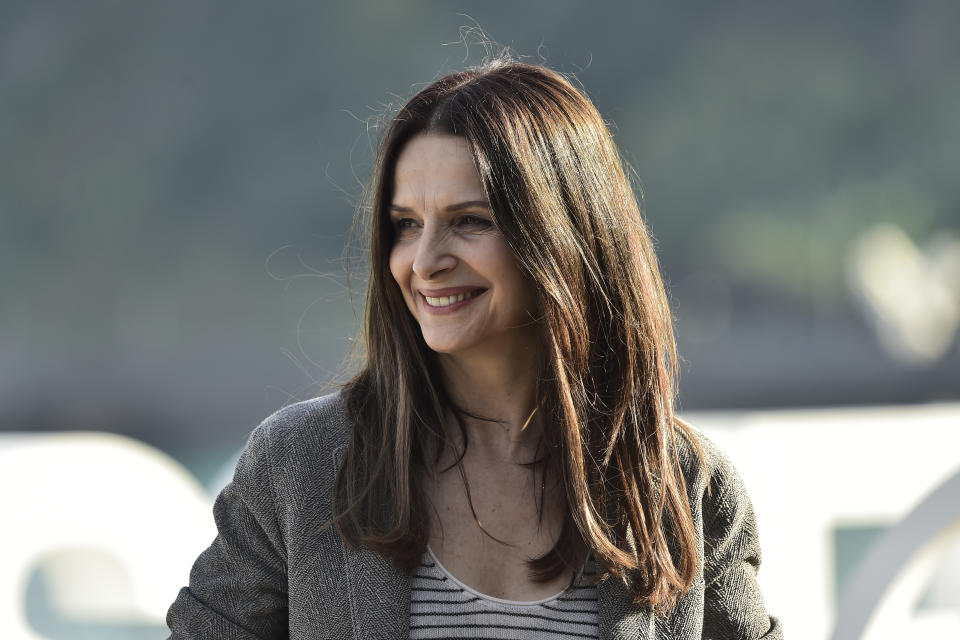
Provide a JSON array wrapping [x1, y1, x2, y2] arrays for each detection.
[[166, 54, 783, 639], [389, 135, 538, 360]]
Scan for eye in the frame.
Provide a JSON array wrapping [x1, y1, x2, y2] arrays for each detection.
[[457, 215, 493, 228], [393, 217, 419, 231]]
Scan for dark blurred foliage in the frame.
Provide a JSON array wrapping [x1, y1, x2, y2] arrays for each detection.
[[2, 0, 958, 459]]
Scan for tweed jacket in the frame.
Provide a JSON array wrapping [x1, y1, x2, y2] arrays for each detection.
[[166, 391, 783, 639]]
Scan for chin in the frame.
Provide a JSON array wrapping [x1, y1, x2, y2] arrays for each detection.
[[422, 339, 471, 355], [419, 331, 478, 356]]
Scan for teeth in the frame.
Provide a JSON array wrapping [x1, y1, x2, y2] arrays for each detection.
[[424, 290, 481, 307]]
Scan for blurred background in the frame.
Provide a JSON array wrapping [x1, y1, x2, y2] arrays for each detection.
[[1, 1, 958, 638]]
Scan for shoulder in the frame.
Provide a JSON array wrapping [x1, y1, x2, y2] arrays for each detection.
[[230, 390, 352, 520], [235, 390, 352, 492], [672, 419, 752, 511], [672, 421, 782, 638], [253, 389, 352, 454], [672, 419, 765, 572]]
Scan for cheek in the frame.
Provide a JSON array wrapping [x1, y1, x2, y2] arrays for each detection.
[[388, 247, 406, 287], [489, 248, 534, 312], [511, 275, 538, 317], [388, 247, 416, 307]]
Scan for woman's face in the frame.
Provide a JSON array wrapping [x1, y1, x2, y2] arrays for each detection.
[[388, 134, 537, 358]]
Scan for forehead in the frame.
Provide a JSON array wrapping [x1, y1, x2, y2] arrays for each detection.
[[392, 135, 484, 204]]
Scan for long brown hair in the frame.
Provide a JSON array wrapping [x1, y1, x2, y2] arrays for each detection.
[[332, 55, 704, 612]]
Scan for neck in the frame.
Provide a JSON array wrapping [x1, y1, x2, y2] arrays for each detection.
[[436, 334, 542, 461]]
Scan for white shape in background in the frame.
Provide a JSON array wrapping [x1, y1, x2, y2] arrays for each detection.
[[832, 464, 960, 640], [692, 402, 960, 640], [920, 522, 960, 609], [673, 271, 733, 345], [846, 224, 960, 365], [0, 433, 215, 639]]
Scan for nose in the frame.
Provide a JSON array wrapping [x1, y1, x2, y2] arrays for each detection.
[[411, 224, 456, 280]]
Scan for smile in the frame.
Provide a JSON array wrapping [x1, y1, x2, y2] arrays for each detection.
[[420, 288, 487, 311]]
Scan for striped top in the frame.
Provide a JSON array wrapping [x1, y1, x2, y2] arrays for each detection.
[[408, 546, 600, 639]]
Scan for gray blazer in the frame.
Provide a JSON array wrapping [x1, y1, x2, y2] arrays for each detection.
[[166, 391, 783, 639]]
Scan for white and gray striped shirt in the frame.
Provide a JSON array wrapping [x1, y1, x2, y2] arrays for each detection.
[[409, 546, 600, 639]]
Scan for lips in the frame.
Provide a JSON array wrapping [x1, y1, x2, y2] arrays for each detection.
[[418, 287, 487, 310], [418, 286, 486, 296], [423, 289, 484, 307]]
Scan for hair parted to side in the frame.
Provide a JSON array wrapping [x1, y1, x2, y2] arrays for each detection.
[[330, 53, 705, 612]]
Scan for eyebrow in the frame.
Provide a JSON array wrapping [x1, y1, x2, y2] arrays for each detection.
[[389, 200, 490, 214]]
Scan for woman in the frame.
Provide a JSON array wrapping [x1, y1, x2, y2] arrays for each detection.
[[167, 58, 783, 639]]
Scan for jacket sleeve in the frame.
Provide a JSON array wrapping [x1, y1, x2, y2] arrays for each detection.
[[166, 422, 289, 639], [700, 449, 783, 640]]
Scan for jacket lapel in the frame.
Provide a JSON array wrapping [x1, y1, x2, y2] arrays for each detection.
[[597, 521, 655, 640], [333, 445, 410, 639], [342, 541, 410, 640]]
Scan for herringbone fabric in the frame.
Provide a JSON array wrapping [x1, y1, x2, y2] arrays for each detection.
[[166, 391, 783, 639]]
